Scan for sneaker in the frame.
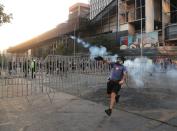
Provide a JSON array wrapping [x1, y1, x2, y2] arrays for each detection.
[[105, 109, 112, 116], [115, 95, 120, 103]]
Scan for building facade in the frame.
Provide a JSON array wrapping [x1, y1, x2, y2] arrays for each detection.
[[8, 0, 177, 56], [8, 3, 90, 57], [90, 0, 113, 19], [69, 3, 90, 20], [68, 3, 90, 33], [88, 0, 177, 55]]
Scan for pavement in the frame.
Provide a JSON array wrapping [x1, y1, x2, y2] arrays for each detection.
[[0, 90, 177, 131]]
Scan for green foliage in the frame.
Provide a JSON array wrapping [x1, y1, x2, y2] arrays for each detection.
[[55, 43, 72, 55], [55, 40, 89, 55], [87, 35, 119, 54], [0, 4, 12, 25], [54, 33, 119, 55]]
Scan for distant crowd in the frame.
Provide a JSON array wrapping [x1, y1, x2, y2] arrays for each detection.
[[152, 56, 177, 71]]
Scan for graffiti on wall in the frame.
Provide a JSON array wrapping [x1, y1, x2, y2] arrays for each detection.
[[128, 32, 159, 49], [120, 36, 128, 49], [120, 32, 159, 49]]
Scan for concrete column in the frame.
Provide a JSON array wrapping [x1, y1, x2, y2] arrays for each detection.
[[162, 0, 170, 24], [145, 0, 154, 33], [162, 0, 171, 46], [117, 0, 120, 32], [128, 24, 135, 35], [78, 5, 81, 16]]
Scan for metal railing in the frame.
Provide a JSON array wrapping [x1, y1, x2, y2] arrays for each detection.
[[0, 54, 177, 100]]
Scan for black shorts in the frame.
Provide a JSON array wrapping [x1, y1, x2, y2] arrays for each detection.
[[107, 80, 121, 94]]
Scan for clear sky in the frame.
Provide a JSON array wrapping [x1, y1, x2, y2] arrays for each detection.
[[0, 0, 89, 51]]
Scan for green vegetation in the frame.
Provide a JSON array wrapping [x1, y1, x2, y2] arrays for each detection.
[[87, 34, 119, 54], [0, 4, 12, 25], [54, 33, 119, 56]]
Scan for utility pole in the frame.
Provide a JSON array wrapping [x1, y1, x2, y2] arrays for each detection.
[[74, 24, 76, 57], [2, 50, 4, 71], [140, 0, 143, 57], [162, 0, 165, 47], [117, 0, 120, 32], [116, 0, 119, 48], [52, 43, 54, 55]]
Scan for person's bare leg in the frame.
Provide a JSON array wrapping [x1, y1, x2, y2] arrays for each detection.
[[110, 92, 116, 109], [105, 92, 116, 116]]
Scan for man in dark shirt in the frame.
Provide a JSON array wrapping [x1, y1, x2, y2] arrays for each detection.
[[31, 59, 36, 79], [95, 56, 127, 116]]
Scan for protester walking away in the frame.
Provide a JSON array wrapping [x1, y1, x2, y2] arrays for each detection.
[[8, 61, 12, 75], [95, 56, 127, 116], [23, 60, 28, 77], [31, 59, 36, 79]]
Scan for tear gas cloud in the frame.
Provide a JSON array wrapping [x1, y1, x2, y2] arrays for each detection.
[[166, 69, 177, 78], [70, 36, 118, 61], [124, 57, 177, 88], [70, 36, 90, 48], [70, 36, 177, 88], [70, 36, 109, 57], [124, 57, 154, 87], [109, 54, 118, 62]]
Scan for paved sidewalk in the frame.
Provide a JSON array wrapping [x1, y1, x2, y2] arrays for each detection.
[[0, 92, 177, 131]]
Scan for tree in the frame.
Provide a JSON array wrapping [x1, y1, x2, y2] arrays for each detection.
[[0, 4, 12, 25], [88, 35, 119, 54]]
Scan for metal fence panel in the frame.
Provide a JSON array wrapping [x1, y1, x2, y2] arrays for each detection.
[[0, 54, 177, 99]]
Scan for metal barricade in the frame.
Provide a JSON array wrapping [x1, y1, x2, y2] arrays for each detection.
[[0, 55, 51, 99], [43, 55, 110, 96], [0, 54, 177, 100]]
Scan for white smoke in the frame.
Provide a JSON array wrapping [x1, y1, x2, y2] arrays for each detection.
[[70, 36, 90, 48], [166, 69, 177, 89], [110, 54, 118, 62], [89, 46, 108, 56], [124, 57, 177, 88], [166, 69, 177, 78], [70, 36, 177, 88], [70, 36, 109, 57], [124, 57, 154, 87]]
